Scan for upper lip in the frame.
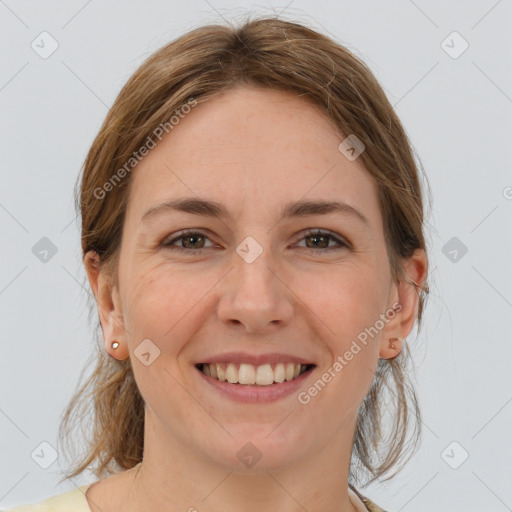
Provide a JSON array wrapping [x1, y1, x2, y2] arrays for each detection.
[[196, 352, 316, 367]]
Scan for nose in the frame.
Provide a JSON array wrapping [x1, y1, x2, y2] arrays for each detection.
[[216, 242, 294, 334]]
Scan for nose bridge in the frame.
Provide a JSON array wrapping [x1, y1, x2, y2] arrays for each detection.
[[216, 231, 293, 331], [244, 240, 273, 273], [233, 232, 280, 298]]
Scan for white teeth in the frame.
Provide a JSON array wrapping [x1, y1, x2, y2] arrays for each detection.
[[200, 362, 310, 385], [216, 364, 226, 382], [238, 363, 256, 385], [274, 363, 285, 383], [255, 364, 274, 386], [226, 363, 238, 383], [285, 363, 295, 381]]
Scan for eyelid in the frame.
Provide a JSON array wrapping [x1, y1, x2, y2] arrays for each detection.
[[161, 228, 217, 249], [297, 229, 351, 250], [161, 228, 351, 252]]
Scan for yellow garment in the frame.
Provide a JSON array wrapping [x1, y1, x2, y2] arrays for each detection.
[[6, 484, 386, 511], [350, 485, 388, 512], [4, 485, 91, 512]]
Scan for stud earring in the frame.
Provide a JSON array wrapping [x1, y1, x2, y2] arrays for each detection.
[[111, 341, 120, 350], [388, 337, 402, 350]]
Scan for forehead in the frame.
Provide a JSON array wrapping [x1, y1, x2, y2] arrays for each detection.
[[126, 85, 381, 228]]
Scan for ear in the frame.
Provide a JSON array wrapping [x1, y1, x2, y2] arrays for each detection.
[[379, 248, 428, 359], [84, 251, 129, 361]]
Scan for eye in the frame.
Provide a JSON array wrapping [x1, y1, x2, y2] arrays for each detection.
[[294, 229, 350, 253], [161, 229, 214, 253], [160, 228, 350, 254]]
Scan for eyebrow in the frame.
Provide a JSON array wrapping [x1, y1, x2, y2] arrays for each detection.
[[141, 197, 370, 227]]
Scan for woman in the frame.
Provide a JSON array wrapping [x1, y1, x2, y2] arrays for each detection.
[[8, 15, 429, 512]]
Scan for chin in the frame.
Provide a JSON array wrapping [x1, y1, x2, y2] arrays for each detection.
[[200, 425, 308, 473]]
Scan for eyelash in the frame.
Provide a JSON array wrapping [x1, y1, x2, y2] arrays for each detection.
[[160, 229, 350, 254]]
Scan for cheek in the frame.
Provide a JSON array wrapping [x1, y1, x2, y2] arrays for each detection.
[[295, 262, 388, 401], [299, 261, 388, 346], [122, 262, 218, 344], [121, 265, 201, 414]]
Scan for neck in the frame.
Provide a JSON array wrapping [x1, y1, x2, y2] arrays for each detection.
[[118, 411, 361, 512]]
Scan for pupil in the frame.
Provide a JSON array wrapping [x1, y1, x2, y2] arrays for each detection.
[[308, 234, 328, 249], [185, 235, 203, 248]]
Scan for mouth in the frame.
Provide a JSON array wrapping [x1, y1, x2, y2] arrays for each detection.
[[195, 362, 316, 386]]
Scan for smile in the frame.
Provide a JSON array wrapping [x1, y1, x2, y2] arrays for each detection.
[[196, 362, 314, 385]]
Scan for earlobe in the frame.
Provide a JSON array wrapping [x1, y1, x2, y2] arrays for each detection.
[[84, 251, 129, 361], [108, 339, 130, 360], [379, 336, 404, 359]]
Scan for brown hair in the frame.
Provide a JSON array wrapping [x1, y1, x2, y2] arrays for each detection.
[[58, 14, 430, 488]]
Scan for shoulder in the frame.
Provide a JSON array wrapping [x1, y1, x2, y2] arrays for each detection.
[[4, 485, 91, 512], [360, 495, 388, 512], [349, 484, 389, 512]]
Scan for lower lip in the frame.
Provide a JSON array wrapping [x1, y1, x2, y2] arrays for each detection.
[[196, 366, 315, 403]]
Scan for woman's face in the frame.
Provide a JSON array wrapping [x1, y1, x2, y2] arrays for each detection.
[[95, 85, 424, 472]]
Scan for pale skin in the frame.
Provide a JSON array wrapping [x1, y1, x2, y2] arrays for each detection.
[[84, 85, 428, 512]]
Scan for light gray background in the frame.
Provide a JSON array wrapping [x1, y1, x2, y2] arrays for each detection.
[[1, 1, 511, 511]]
